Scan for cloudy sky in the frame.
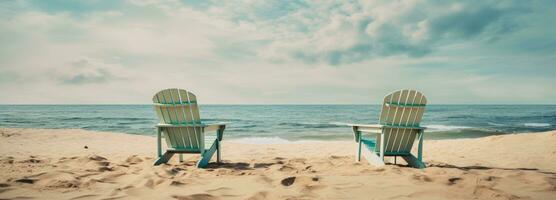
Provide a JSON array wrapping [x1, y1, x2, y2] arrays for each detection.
[[0, 0, 555, 104]]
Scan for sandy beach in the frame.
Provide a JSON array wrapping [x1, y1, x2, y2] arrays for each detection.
[[0, 128, 555, 200], [2, 0, 555, 199]]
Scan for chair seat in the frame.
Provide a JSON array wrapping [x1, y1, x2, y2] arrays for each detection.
[[360, 138, 411, 156], [166, 135, 217, 153]]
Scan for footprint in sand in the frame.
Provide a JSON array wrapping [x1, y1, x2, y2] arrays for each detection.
[[481, 176, 498, 182], [2, 157, 15, 164], [170, 180, 185, 186], [280, 176, 320, 187], [274, 157, 285, 165], [253, 163, 275, 168], [125, 155, 143, 165], [278, 165, 296, 172], [98, 166, 113, 172], [15, 178, 36, 184], [88, 155, 107, 161], [290, 158, 307, 164], [447, 177, 462, 185], [34, 171, 82, 189], [144, 178, 165, 189], [93, 160, 112, 172], [329, 155, 348, 159], [18, 158, 42, 164], [411, 174, 433, 182], [165, 167, 186, 176], [281, 177, 296, 186], [274, 157, 285, 160], [61, 155, 114, 173]]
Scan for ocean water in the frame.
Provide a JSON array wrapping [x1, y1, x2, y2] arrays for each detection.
[[0, 105, 555, 141]]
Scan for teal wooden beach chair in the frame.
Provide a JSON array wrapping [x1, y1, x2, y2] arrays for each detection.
[[152, 88, 226, 168], [348, 89, 427, 168]]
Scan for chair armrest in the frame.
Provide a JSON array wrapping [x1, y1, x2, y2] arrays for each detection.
[[155, 123, 206, 128], [348, 123, 426, 142], [347, 124, 383, 142], [348, 124, 384, 133], [204, 122, 226, 141], [349, 123, 426, 132]]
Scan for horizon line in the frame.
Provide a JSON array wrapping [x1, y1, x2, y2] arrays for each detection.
[[1, 103, 555, 106]]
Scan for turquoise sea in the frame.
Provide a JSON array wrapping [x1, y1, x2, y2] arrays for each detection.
[[0, 105, 555, 142]]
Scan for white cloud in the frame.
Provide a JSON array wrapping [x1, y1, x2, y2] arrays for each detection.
[[0, 0, 555, 104]]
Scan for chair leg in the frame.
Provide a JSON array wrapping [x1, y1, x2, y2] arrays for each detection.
[[157, 128, 162, 157], [417, 131, 424, 163], [401, 154, 425, 169], [196, 140, 218, 168], [379, 132, 385, 161], [356, 139, 362, 162], [154, 152, 174, 166], [361, 148, 385, 167], [216, 140, 221, 163], [354, 131, 362, 162]]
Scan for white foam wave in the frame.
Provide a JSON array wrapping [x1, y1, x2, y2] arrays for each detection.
[[425, 124, 471, 132], [524, 123, 550, 127], [487, 122, 505, 126], [230, 137, 295, 144], [329, 122, 351, 126], [229, 137, 332, 144]]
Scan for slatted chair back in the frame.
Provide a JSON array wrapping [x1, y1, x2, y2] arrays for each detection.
[[152, 88, 204, 152], [375, 89, 427, 154]]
